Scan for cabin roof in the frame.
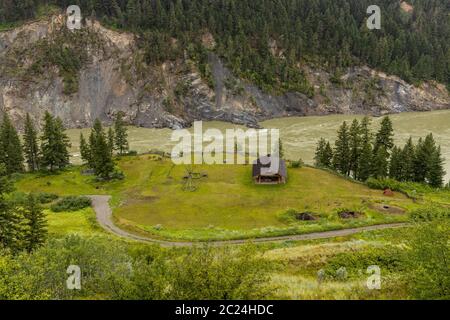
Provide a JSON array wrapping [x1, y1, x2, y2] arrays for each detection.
[[252, 156, 287, 178]]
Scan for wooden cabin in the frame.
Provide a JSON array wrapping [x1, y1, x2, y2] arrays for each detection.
[[252, 156, 287, 184]]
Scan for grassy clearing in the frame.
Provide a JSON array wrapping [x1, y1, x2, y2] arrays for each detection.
[[263, 227, 416, 299], [46, 207, 105, 237], [16, 155, 416, 241]]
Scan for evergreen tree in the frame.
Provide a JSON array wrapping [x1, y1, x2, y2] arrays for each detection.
[[79, 133, 92, 166], [357, 139, 373, 182], [413, 138, 427, 183], [348, 119, 361, 179], [108, 127, 115, 157], [389, 146, 404, 181], [54, 117, 71, 168], [413, 134, 440, 184], [333, 121, 350, 175], [0, 164, 20, 251], [323, 142, 333, 168], [314, 138, 326, 167], [372, 146, 389, 178], [356, 116, 374, 181], [359, 116, 372, 145], [22, 193, 47, 253], [401, 137, 416, 181], [40, 112, 71, 171], [427, 146, 446, 188], [374, 116, 394, 153], [23, 113, 40, 172], [114, 112, 129, 155], [0, 113, 24, 174], [90, 119, 115, 180], [315, 138, 333, 168]]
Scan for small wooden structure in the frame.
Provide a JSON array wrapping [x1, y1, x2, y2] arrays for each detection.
[[252, 156, 287, 184]]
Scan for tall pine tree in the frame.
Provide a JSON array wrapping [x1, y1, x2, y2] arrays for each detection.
[[40, 112, 71, 171], [349, 119, 361, 179], [22, 193, 47, 253], [374, 116, 394, 153], [427, 146, 446, 188], [333, 121, 350, 175], [0, 113, 24, 174], [401, 137, 416, 181], [80, 132, 92, 166], [0, 164, 20, 251], [90, 119, 115, 180], [114, 111, 129, 155], [389, 146, 404, 180]]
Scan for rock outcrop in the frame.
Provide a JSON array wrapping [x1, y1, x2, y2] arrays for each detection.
[[0, 16, 448, 130]]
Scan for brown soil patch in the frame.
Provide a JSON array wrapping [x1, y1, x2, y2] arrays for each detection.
[[295, 212, 318, 221], [370, 203, 406, 215], [338, 211, 363, 219]]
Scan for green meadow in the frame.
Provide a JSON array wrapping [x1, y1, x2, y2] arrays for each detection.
[[16, 155, 416, 241]]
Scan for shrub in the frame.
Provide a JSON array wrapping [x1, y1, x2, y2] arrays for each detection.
[[94, 170, 125, 182], [366, 177, 433, 198], [409, 206, 450, 222], [405, 220, 450, 299], [290, 159, 304, 168], [50, 196, 92, 212], [36, 192, 59, 204], [366, 177, 402, 191], [110, 170, 125, 180], [323, 246, 406, 279], [124, 150, 138, 156]]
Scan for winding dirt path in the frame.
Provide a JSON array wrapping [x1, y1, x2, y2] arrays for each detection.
[[89, 195, 409, 247]]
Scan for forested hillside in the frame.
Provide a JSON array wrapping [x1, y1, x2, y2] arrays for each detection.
[[1, 0, 449, 93]]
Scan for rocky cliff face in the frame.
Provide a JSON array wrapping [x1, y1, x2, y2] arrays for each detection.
[[0, 17, 448, 130]]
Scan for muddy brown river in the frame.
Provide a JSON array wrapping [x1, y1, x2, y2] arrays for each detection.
[[67, 110, 450, 182]]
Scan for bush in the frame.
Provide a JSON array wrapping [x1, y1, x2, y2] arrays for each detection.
[[50, 196, 92, 212], [94, 170, 125, 182], [290, 159, 304, 168], [409, 206, 450, 222], [406, 220, 450, 299], [124, 150, 138, 156], [366, 177, 404, 191], [323, 246, 406, 279], [110, 170, 125, 180], [36, 192, 59, 204], [366, 177, 433, 198]]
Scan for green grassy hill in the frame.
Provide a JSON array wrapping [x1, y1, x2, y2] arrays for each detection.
[[16, 155, 416, 241]]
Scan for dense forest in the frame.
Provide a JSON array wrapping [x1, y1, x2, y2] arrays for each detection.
[[0, 0, 449, 94]]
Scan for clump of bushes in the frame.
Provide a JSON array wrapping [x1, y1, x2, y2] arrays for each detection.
[[124, 150, 138, 156], [409, 206, 450, 222], [290, 159, 304, 168], [50, 196, 92, 212], [323, 246, 406, 279], [366, 177, 432, 199], [9, 192, 58, 206], [36, 192, 59, 204], [94, 170, 125, 182]]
